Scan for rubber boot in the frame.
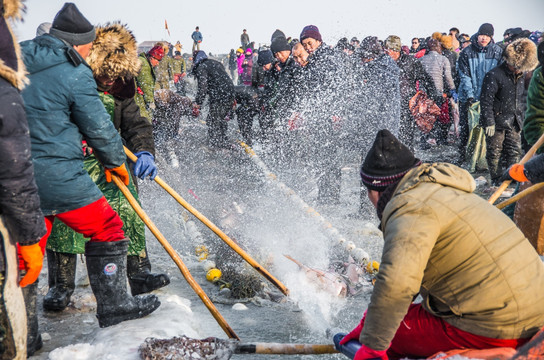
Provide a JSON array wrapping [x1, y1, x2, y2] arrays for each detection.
[[85, 240, 160, 328], [22, 281, 42, 356], [43, 250, 77, 311], [127, 251, 170, 296]]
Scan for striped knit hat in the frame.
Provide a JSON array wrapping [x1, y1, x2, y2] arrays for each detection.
[[360, 130, 421, 191]]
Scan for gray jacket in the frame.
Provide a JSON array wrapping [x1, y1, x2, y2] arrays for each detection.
[[419, 51, 455, 94]]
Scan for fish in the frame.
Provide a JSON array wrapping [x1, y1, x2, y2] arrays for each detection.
[[284, 254, 348, 298]]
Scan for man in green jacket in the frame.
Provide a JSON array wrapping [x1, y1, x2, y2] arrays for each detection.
[[340, 129, 544, 360]]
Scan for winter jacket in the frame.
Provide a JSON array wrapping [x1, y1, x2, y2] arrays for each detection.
[[523, 67, 544, 153], [419, 50, 455, 94], [193, 58, 235, 106], [241, 55, 253, 85], [171, 56, 186, 75], [361, 162, 544, 351], [228, 51, 237, 70], [480, 62, 527, 131], [191, 31, 203, 43], [241, 33, 249, 47], [0, 77, 45, 247], [155, 55, 173, 90], [236, 53, 245, 75], [20, 34, 125, 215], [457, 38, 503, 102], [135, 53, 156, 119], [396, 53, 441, 105]]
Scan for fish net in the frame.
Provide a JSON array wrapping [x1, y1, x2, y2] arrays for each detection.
[[139, 335, 237, 360]]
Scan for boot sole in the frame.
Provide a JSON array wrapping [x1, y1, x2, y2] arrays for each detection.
[[97, 299, 161, 328]]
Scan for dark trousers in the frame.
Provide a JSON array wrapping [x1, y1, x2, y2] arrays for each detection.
[[486, 128, 522, 183], [207, 101, 232, 147], [399, 107, 416, 153], [458, 101, 470, 158]]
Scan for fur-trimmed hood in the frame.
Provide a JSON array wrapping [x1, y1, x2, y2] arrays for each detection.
[[86, 22, 140, 80], [0, 0, 28, 89], [504, 38, 538, 72]]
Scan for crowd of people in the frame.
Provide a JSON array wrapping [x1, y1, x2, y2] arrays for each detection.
[[2, 0, 544, 358]]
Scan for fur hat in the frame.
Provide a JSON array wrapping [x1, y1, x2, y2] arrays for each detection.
[[86, 22, 141, 80], [439, 34, 453, 50], [49, 3, 95, 45], [360, 130, 421, 192], [0, 0, 28, 89], [504, 38, 538, 72]]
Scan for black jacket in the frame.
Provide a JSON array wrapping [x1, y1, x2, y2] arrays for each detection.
[[193, 58, 235, 105], [480, 62, 527, 131], [108, 78, 156, 156], [0, 78, 45, 247], [396, 53, 441, 105]]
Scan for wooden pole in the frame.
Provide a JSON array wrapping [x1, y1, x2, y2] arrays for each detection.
[[235, 343, 338, 355], [488, 132, 544, 204], [124, 146, 289, 296], [496, 182, 544, 210], [110, 175, 239, 340]]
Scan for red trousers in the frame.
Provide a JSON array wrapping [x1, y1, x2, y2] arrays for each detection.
[[384, 304, 530, 359], [18, 197, 125, 269]]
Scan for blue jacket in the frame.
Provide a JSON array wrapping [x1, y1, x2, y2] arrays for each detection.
[[192, 31, 203, 42], [457, 37, 503, 102], [20, 34, 125, 215]]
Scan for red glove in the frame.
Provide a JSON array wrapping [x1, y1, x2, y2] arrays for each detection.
[[173, 73, 181, 83], [192, 104, 200, 117], [340, 310, 367, 345], [354, 344, 388, 360], [104, 163, 130, 185], [19, 243, 44, 287]]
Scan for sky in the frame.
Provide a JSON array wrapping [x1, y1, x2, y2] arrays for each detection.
[[12, 0, 544, 55]]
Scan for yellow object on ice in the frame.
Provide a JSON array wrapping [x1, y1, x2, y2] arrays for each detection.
[[195, 245, 209, 261], [206, 268, 222, 282], [366, 261, 380, 274]]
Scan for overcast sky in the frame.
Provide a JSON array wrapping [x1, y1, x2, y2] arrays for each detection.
[[12, 0, 544, 54]]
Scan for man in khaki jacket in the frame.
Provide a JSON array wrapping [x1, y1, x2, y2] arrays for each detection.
[[340, 129, 544, 360]]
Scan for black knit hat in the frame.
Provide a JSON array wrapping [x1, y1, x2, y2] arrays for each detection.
[[271, 36, 291, 54], [257, 49, 274, 66], [360, 130, 421, 191], [49, 3, 95, 45], [478, 23, 494, 37]]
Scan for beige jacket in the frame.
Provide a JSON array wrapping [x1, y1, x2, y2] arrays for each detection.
[[361, 163, 544, 350]]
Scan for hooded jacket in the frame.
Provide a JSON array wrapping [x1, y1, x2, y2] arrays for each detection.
[[0, 0, 45, 249], [193, 53, 234, 106], [360, 163, 544, 350], [457, 36, 503, 102], [20, 34, 125, 215], [523, 66, 544, 152]]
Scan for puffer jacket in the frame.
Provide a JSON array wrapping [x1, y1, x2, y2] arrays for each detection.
[[457, 37, 503, 102], [396, 53, 442, 105], [135, 53, 156, 119], [523, 67, 544, 153], [419, 50, 455, 93], [193, 57, 235, 106], [480, 62, 527, 130], [360, 163, 544, 351], [20, 34, 125, 215]]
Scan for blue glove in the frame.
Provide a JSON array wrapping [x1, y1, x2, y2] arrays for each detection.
[[450, 89, 458, 103], [133, 151, 157, 180]]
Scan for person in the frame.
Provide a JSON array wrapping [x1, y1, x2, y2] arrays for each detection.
[[135, 44, 164, 120], [240, 47, 253, 86], [192, 26, 202, 52], [155, 42, 174, 90], [449, 27, 460, 52], [43, 21, 170, 312], [457, 23, 503, 164], [383, 35, 440, 151], [0, 0, 47, 356], [419, 38, 456, 145], [172, 50, 187, 95], [292, 41, 309, 67], [339, 129, 544, 360], [192, 51, 236, 148], [235, 47, 245, 84], [480, 38, 538, 185], [350, 37, 360, 49], [252, 48, 279, 140], [228, 49, 238, 82], [20, 2, 160, 328], [458, 33, 471, 49], [240, 28, 249, 50], [409, 37, 420, 54]]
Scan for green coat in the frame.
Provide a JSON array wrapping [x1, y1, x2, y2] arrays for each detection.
[[135, 53, 156, 120], [171, 56, 186, 75], [155, 56, 174, 90], [46, 93, 146, 256], [360, 163, 544, 350], [523, 67, 544, 153]]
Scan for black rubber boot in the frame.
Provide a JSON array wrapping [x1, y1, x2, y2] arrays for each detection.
[[85, 240, 161, 328], [43, 250, 77, 311], [127, 251, 170, 296], [22, 281, 43, 356]]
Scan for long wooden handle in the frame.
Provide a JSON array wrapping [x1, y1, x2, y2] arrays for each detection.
[[235, 343, 338, 355], [496, 182, 544, 210], [488, 132, 544, 204], [124, 146, 289, 296], [111, 175, 239, 340]]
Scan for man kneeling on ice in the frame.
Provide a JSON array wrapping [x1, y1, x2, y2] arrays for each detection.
[[339, 129, 544, 360]]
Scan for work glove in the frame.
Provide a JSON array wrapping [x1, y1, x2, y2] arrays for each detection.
[[133, 151, 158, 180], [173, 73, 181, 83], [485, 125, 495, 137], [450, 89, 458, 103], [19, 243, 44, 287], [104, 163, 130, 185], [353, 344, 388, 360], [192, 104, 200, 117], [500, 164, 529, 183]]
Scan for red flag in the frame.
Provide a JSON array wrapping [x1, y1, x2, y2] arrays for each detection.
[[164, 19, 170, 37]]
